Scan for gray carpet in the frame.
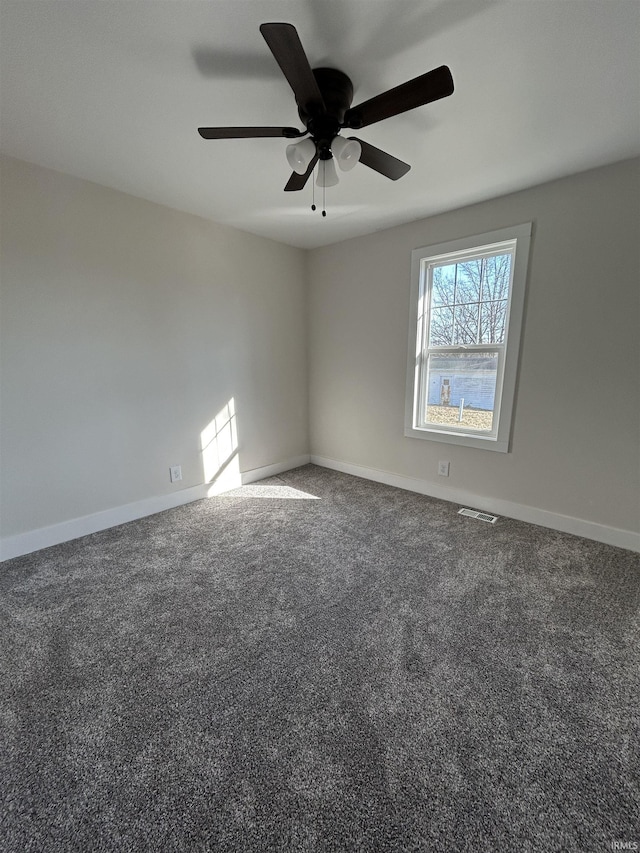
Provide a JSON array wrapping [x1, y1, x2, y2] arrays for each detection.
[[1, 464, 638, 852]]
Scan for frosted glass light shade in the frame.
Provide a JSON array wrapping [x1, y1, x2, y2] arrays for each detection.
[[331, 136, 361, 171], [286, 138, 316, 174], [316, 157, 339, 187]]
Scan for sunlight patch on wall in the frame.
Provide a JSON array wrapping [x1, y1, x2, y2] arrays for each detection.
[[201, 398, 241, 496]]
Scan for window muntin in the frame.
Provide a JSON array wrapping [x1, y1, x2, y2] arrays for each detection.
[[405, 225, 531, 452]]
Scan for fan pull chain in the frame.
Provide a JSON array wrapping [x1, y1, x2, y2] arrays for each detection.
[[309, 161, 327, 216]]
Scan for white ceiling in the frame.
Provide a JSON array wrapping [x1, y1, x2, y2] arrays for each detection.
[[1, 0, 639, 249]]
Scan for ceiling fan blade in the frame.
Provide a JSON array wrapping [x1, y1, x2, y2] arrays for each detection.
[[284, 152, 319, 191], [353, 139, 411, 180], [198, 126, 304, 139], [260, 23, 325, 116], [343, 65, 454, 129]]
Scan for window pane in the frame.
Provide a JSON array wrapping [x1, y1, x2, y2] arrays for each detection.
[[481, 254, 511, 302], [480, 300, 507, 344], [456, 260, 482, 303], [431, 264, 456, 306], [429, 306, 454, 345], [423, 352, 498, 432], [453, 303, 479, 344]]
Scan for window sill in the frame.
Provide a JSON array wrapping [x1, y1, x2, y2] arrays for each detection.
[[404, 424, 509, 453]]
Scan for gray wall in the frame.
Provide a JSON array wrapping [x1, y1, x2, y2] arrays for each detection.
[[0, 156, 308, 538], [308, 158, 640, 534], [2, 155, 638, 546]]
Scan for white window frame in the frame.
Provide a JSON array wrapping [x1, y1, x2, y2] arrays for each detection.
[[404, 223, 531, 453]]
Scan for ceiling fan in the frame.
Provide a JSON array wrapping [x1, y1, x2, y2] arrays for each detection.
[[198, 22, 454, 197]]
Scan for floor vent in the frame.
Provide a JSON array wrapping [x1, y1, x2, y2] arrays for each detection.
[[458, 508, 499, 524]]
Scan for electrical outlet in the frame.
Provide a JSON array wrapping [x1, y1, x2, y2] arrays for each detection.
[[170, 465, 182, 483], [438, 460, 450, 477]]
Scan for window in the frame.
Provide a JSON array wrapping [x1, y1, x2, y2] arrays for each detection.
[[405, 224, 531, 452]]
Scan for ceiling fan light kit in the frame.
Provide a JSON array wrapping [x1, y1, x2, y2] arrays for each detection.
[[331, 135, 361, 172], [316, 157, 339, 188], [286, 137, 317, 174], [198, 22, 454, 215], [287, 135, 361, 179]]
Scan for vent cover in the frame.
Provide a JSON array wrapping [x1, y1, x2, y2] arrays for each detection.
[[458, 508, 499, 524]]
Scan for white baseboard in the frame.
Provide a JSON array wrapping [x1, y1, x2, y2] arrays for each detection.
[[4, 452, 635, 559], [241, 454, 310, 485], [310, 455, 640, 554], [0, 455, 311, 562]]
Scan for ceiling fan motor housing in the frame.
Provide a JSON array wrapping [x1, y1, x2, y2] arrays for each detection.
[[299, 68, 355, 155]]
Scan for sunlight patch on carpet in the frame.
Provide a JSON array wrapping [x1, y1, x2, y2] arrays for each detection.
[[218, 483, 320, 500]]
